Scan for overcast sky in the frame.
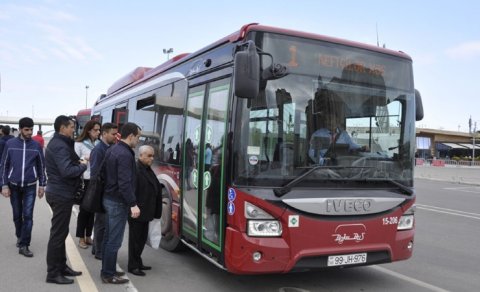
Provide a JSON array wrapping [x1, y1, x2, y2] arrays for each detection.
[[1, 0, 480, 132]]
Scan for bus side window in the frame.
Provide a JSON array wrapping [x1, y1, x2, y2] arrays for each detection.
[[157, 79, 187, 165], [135, 93, 158, 158], [91, 114, 102, 123], [113, 108, 128, 130]]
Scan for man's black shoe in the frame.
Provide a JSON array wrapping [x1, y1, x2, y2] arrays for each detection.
[[139, 265, 152, 271], [94, 255, 102, 260], [115, 271, 126, 277], [128, 268, 146, 276], [101, 275, 129, 284], [46, 275, 74, 285], [19, 246, 33, 257], [62, 266, 82, 277]]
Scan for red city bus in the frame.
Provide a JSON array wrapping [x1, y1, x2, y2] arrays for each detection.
[[92, 23, 424, 274], [75, 108, 92, 136]]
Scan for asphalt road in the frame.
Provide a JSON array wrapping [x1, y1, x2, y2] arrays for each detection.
[[0, 177, 479, 292]]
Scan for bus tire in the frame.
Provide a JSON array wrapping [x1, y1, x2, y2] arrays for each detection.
[[160, 189, 184, 252]]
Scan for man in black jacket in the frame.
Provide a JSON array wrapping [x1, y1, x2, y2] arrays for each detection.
[[101, 122, 141, 284], [128, 145, 162, 276], [45, 115, 87, 285]]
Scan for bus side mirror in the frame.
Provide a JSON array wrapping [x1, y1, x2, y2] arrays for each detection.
[[234, 41, 260, 99], [415, 89, 424, 121]]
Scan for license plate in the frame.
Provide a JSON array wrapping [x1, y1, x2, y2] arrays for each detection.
[[327, 253, 367, 267]]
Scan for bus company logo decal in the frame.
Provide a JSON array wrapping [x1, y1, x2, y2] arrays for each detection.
[[332, 224, 366, 244], [326, 198, 373, 214]]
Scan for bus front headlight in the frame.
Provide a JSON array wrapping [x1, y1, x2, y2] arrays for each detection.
[[397, 205, 415, 230], [247, 220, 282, 237]]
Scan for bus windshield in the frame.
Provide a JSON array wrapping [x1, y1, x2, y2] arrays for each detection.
[[233, 32, 416, 189]]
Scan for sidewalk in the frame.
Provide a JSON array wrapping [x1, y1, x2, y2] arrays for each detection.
[[0, 196, 81, 292], [0, 196, 135, 292], [415, 165, 480, 186]]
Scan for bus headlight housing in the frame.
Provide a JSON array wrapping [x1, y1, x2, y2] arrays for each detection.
[[245, 202, 282, 237], [397, 205, 415, 230], [245, 202, 274, 219], [247, 220, 282, 237]]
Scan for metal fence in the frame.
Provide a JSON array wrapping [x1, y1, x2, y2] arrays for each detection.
[[416, 158, 480, 167]]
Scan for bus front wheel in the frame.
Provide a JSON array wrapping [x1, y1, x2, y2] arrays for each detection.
[[160, 190, 184, 252]]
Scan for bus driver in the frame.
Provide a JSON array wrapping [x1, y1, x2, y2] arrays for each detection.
[[308, 91, 366, 165]]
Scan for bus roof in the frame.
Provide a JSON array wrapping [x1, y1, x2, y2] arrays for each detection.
[[100, 23, 412, 102], [107, 67, 152, 95]]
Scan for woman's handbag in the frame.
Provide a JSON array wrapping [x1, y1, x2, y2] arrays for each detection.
[[81, 174, 104, 212], [73, 178, 85, 205], [80, 155, 108, 213]]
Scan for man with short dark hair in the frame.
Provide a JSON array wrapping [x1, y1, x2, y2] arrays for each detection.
[[45, 115, 88, 285], [0, 125, 14, 158], [89, 123, 118, 260], [101, 122, 141, 284], [0, 117, 46, 258]]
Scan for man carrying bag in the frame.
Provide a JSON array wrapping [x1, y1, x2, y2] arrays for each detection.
[[82, 123, 118, 260]]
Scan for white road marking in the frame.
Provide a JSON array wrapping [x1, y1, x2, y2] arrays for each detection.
[[417, 204, 480, 220], [443, 186, 480, 194], [65, 230, 99, 292], [46, 205, 138, 291], [371, 266, 450, 292], [46, 205, 98, 291]]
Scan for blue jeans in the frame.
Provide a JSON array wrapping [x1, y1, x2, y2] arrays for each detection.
[[101, 197, 128, 278], [9, 184, 37, 247]]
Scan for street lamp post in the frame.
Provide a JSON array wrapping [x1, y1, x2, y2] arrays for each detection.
[[163, 48, 173, 60], [85, 85, 89, 108], [473, 122, 477, 166]]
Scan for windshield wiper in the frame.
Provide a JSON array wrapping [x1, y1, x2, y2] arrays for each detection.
[[383, 179, 413, 195], [273, 166, 369, 197]]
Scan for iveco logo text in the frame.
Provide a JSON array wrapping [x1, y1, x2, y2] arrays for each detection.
[[326, 199, 373, 213]]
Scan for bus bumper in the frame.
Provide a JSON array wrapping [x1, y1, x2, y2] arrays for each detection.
[[224, 226, 414, 274], [224, 227, 291, 274]]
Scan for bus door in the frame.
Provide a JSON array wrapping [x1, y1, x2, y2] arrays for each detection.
[[182, 78, 231, 255]]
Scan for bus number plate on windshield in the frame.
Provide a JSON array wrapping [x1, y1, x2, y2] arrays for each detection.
[[327, 253, 367, 267]]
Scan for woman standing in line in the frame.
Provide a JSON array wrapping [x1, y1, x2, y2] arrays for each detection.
[[75, 120, 101, 248]]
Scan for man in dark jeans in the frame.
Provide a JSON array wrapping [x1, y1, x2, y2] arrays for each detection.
[[0, 117, 46, 257], [101, 122, 141, 284], [89, 122, 118, 260], [45, 115, 88, 285]]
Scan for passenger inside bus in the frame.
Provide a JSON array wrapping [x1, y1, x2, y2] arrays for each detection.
[[204, 147, 222, 244]]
